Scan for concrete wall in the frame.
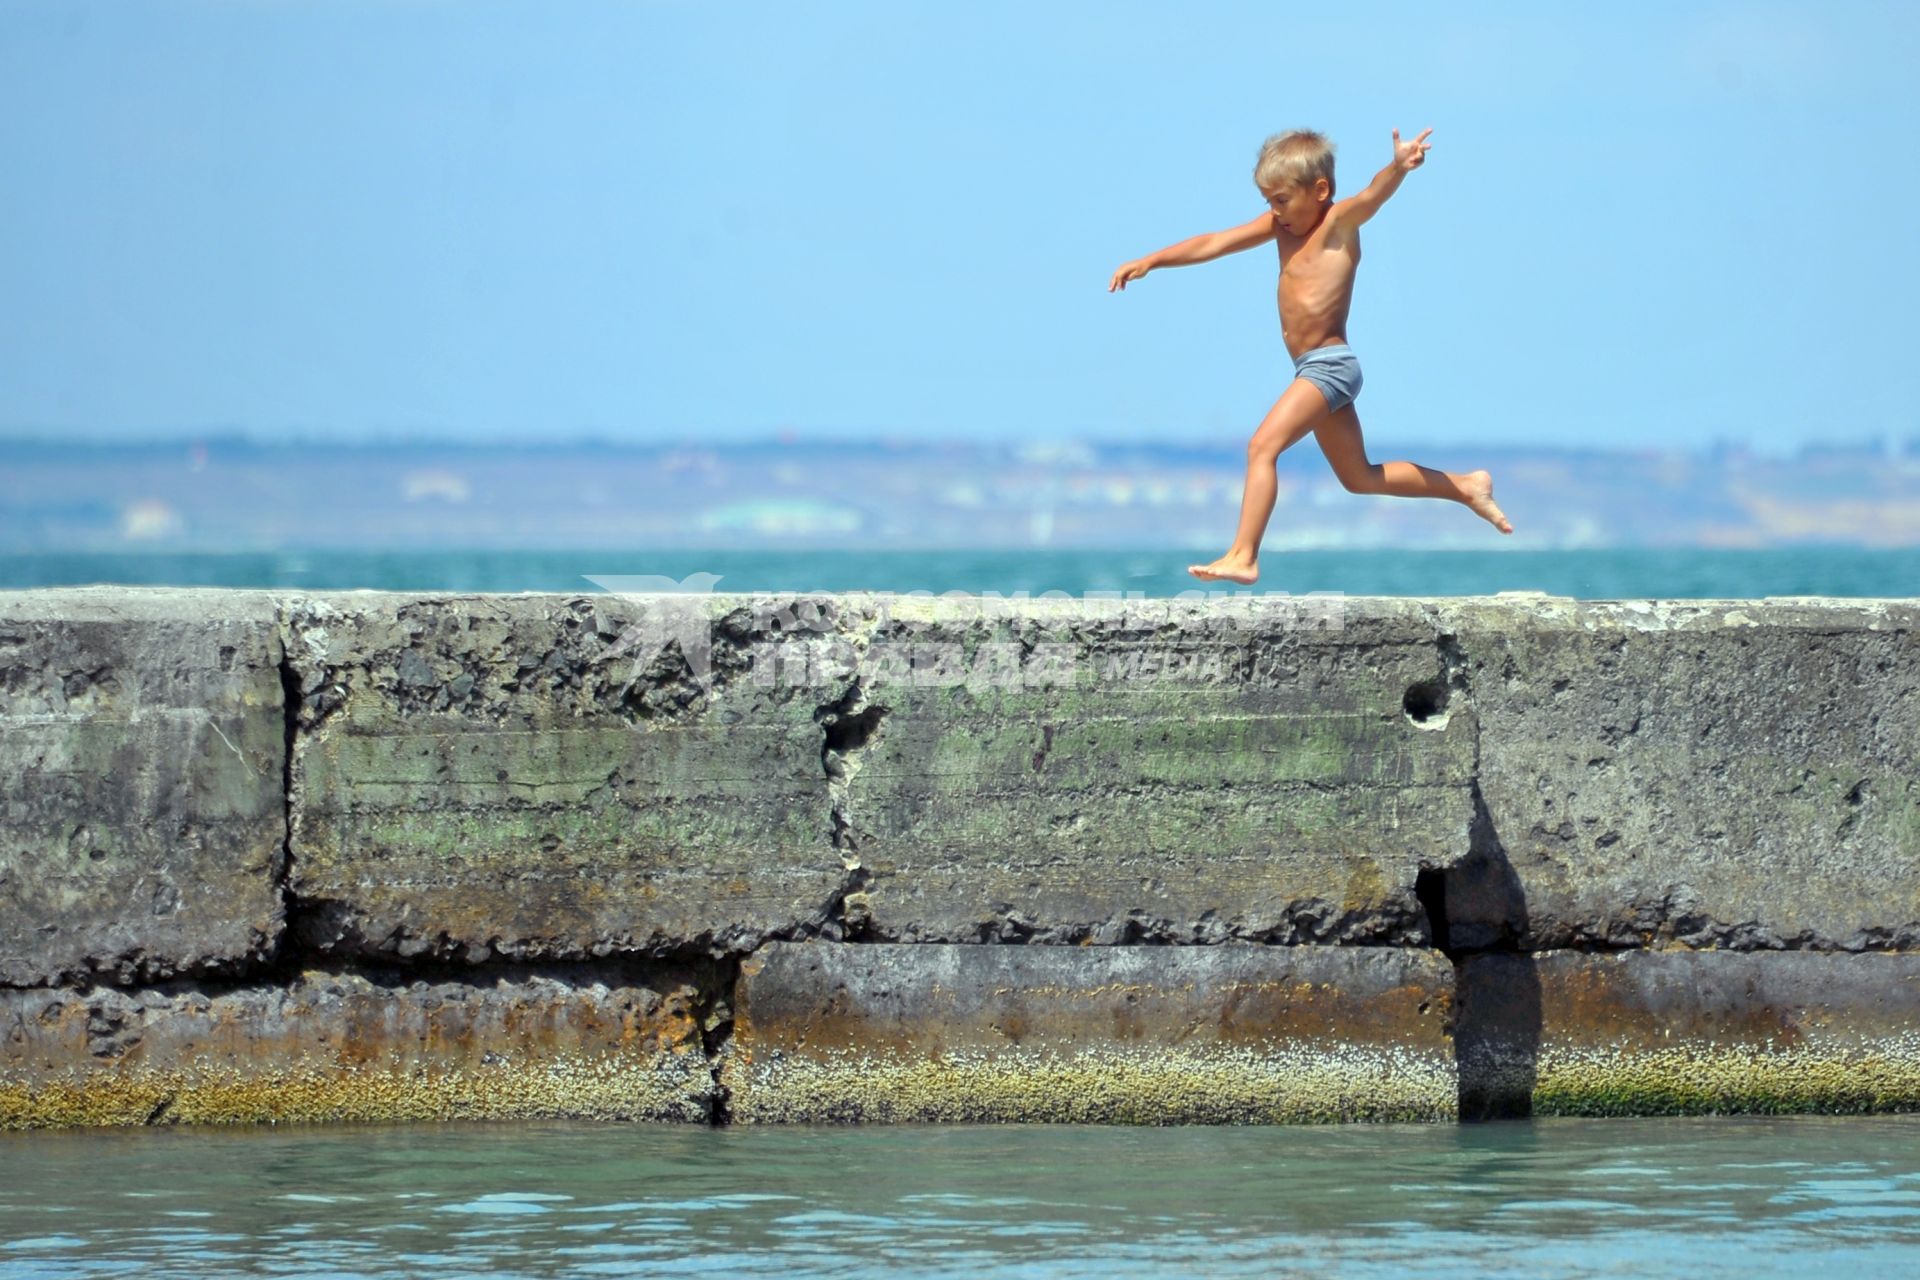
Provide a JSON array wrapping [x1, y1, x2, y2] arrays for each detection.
[[3, 587, 1916, 1127]]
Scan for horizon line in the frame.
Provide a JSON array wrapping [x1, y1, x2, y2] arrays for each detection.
[[2, 430, 1911, 460]]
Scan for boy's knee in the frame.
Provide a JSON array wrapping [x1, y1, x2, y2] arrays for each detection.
[[1339, 467, 1380, 494]]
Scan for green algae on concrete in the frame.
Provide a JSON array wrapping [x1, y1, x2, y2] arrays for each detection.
[[724, 942, 1457, 1124], [841, 599, 1474, 946], [725, 1045, 1454, 1125], [1530, 1045, 1920, 1117], [0, 588, 287, 987], [0, 968, 713, 1130], [282, 590, 1480, 957], [285, 592, 846, 960], [1458, 949, 1920, 1118]]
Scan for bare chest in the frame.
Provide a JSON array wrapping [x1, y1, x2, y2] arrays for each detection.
[[1276, 232, 1361, 288]]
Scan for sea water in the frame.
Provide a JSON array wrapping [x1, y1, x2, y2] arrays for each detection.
[[4, 545, 1918, 598], [4, 1117, 1920, 1277]]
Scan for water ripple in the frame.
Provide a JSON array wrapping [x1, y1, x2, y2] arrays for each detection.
[[5, 1116, 1920, 1277]]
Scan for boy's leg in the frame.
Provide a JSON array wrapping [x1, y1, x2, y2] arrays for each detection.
[[1188, 378, 1335, 583], [1313, 405, 1514, 533]]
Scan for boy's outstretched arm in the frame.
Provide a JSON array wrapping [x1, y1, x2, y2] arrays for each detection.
[[1330, 127, 1433, 229], [1109, 211, 1278, 291]]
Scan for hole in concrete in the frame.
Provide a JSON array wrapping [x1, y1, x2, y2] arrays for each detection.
[[1403, 680, 1449, 726]]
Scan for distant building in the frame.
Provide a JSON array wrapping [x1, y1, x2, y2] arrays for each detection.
[[119, 499, 183, 541], [402, 470, 472, 503]]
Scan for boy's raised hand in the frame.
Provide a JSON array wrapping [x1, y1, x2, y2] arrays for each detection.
[[1108, 258, 1152, 292], [1391, 127, 1434, 172]]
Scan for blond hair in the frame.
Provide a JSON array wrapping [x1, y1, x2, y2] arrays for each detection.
[[1253, 129, 1336, 197]]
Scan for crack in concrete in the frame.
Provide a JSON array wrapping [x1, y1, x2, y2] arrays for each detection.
[[274, 647, 302, 977], [820, 695, 886, 857], [814, 672, 887, 942]]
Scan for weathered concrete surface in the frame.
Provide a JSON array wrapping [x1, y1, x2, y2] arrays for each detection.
[[284, 591, 1475, 959], [0, 966, 713, 1128], [8, 587, 1920, 1131], [22, 588, 1901, 973], [1434, 598, 1920, 951], [723, 942, 1457, 1123], [283, 592, 849, 961], [0, 588, 286, 987], [830, 595, 1474, 946], [1458, 950, 1920, 1118]]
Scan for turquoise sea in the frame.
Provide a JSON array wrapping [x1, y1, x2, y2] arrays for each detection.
[[6, 1117, 1920, 1278], [3, 546, 1918, 597]]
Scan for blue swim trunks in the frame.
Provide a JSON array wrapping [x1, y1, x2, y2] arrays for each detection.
[[1293, 342, 1363, 414]]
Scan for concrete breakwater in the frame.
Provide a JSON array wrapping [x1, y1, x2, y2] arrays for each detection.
[[2, 586, 1916, 1127]]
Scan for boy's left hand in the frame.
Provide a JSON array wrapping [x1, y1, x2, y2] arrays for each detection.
[[1391, 127, 1433, 172]]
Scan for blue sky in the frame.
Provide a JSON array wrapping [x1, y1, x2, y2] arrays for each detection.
[[2, 0, 1917, 450]]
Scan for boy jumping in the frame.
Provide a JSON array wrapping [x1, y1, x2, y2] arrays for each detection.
[[1109, 127, 1513, 584]]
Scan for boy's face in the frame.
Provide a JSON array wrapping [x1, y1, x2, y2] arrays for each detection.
[[1262, 179, 1329, 234]]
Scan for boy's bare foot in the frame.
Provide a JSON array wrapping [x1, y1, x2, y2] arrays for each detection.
[[1188, 554, 1259, 584], [1461, 470, 1513, 534]]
